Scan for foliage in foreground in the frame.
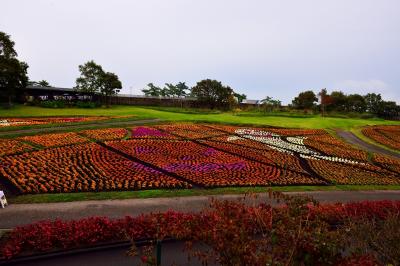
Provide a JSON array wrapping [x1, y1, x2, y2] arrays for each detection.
[[1, 193, 399, 265]]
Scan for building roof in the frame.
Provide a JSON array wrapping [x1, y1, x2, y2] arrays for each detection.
[[241, 99, 260, 105]]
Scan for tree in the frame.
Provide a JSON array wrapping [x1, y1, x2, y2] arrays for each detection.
[[28, 80, 51, 87], [291, 90, 317, 110], [191, 79, 234, 109], [142, 83, 161, 97], [364, 93, 383, 114], [234, 93, 247, 103], [346, 94, 366, 113], [100, 72, 122, 107], [329, 91, 347, 111], [175, 82, 189, 98], [75, 60, 105, 101], [0, 32, 29, 106]]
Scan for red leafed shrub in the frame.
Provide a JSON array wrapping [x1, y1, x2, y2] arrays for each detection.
[[309, 200, 400, 224], [1, 198, 400, 264]]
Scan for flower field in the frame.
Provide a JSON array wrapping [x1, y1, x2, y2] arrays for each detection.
[[80, 128, 128, 141], [362, 125, 400, 151], [0, 123, 400, 194]]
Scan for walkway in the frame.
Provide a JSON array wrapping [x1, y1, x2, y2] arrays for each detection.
[[336, 130, 400, 159], [1, 190, 400, 228]]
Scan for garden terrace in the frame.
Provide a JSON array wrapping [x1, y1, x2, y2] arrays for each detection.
[[0, 123, 400, 196]]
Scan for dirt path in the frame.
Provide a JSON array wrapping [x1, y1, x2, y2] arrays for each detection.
[[0, 118, 162, 136], [1, 190, 400, 228], [336, 130, 400, 159]]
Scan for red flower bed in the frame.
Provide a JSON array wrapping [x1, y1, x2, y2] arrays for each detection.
[[20, 132, 88, 147], [80, 128, 128, 141], [1, 200, 399, 261]]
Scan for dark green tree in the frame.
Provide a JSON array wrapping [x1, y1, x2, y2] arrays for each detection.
[[329, 91, 347, 111], [291, 90, 317, 109], [74, 60, 104, 101], [364, 93, 384, 114], [0, 32, 29, 106], [234, 93, 247, 103], [100, 72, 122, 107], [191, 79, 234, 109], [142, 83, 161, 97], [346, 94, 367, 113], [28, 80, 50, 87], [175, 82, 189, 98]]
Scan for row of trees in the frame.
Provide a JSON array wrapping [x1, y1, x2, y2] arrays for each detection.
[[291, 89, 400, 118], [142, 79, 246, 109]]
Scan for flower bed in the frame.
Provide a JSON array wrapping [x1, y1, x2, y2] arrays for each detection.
[[362, 125, 400, 151], [154, 124, 229, 139], [0, 116, 114, 128], [0, 139, 34, 157], [80, 128, 128, 141], [307, 159, 400, 185], [20, 132, 88, 147], [0, 143, 189, 193], [1, 199, 399, 264]]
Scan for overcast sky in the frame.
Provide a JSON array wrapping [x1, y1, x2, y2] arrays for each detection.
[[2, 0, 400, 104]]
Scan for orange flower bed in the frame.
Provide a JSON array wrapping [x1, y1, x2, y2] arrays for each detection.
[[0, 143, 189, 194], [0, 139, 34, 157], [20, 132, 88, 147], [308, 159, 400, 185], [362, 125, 400, 151], [81, 128, 128, 141], [304, 134, 369, 161]]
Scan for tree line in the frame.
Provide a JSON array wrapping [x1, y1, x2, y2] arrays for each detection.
[[291, 89, 399, 119]]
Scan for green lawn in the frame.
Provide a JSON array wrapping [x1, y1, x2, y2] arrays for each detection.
[[9, 185, 400, 204], [1, 105, 399, 130]]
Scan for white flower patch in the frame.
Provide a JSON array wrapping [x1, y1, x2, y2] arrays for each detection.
[[228, 129, 363, 165]]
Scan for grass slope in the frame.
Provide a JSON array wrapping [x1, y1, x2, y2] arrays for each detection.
[[1, 105, 399, 130]]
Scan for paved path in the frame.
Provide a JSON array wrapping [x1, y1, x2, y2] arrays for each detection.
[[336, 130, 400, 159], [1, 190, 400, 228], [0, 118, 161, 136]]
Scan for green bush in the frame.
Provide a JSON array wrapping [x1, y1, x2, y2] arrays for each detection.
[[39, 100, 66, 108], [75, 101, 98, 108]]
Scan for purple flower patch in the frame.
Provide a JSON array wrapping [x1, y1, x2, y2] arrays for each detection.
[[203, 148, 218, 156], [163, 161, 247, 172]]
